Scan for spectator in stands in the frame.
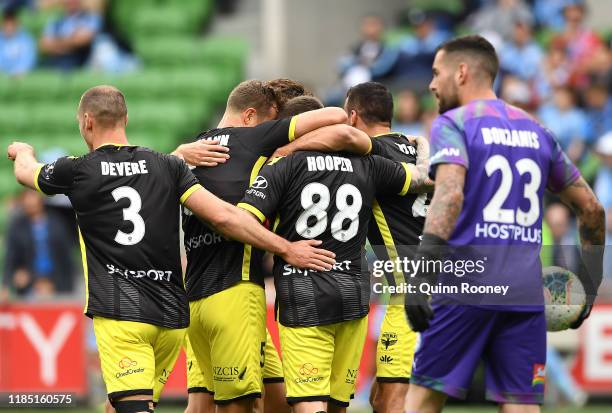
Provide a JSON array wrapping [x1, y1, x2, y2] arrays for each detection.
[[394, 89, 424, 137], [594, 132, 612, 211], [536, 37, 571, 100], [3, 189, 76, 299], [420, 106, 438, 138], [326, 15, 399, 105], [538, 85, 589, 162], [403, 0, 466, 32], [584, 81, 612, 142], [398, 9, 450, 60], [337, 14, 398, 85], [0, 6, 36, 76], [467, 0, 533, 41], [39, 0, 102, 70], [394, 9, 450, 90], [533, 0, 569, 30], [558, 1, 605, 88], [499, 18, 543, 82], [500, 75, 535, 112]]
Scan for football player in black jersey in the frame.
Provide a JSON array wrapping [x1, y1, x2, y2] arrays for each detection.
[[7, 85, 337, 413], [180, 79, 374, 413], [345, 82, 433, 413], [238, 140, 432, 412]]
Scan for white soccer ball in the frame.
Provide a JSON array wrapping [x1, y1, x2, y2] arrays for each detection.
[[543, 266, 586, 332]]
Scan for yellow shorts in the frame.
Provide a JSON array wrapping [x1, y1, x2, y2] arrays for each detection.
[[263, 329, 284, 383], [93, 316, 185, 403], [184, 334, 209, 393], [375, 305, 418, 383], [279, 316, 368, 407], [188, 281, 266, 404]]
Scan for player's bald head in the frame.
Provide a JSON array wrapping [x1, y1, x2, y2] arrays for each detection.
[[436, 35, 499, 85], [78, 85, 128, 129]]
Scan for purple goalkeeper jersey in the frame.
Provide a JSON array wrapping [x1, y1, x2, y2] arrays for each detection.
[[429, 99, 580, 309]]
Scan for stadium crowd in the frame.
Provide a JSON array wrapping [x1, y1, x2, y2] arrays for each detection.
[[331, 0, 611, 275], [0, 0, 140, 75]]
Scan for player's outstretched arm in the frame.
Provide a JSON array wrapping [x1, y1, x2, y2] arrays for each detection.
[[272, 124, 372, 158], [7, 142, 42, 190], [183, 188, 336, 272], [558, 176, 605, 328], [172, 139, 230, 167], [292, 107, 348, 138]]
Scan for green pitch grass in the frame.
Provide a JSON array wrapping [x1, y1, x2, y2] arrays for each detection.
[[3, 406, 612, 413]]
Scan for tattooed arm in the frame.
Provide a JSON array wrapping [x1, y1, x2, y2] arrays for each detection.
[[558, 176, 605, 247], [404, 163, 464, 331], [423, 164, 466, 239], [404, 136, 435, 194], [558, 176, 605, 328]]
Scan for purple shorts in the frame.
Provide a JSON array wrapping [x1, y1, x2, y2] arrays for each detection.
[[411, 305, 546, 404]]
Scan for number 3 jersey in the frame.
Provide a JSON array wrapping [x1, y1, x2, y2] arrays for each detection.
[[429, 99, 580, 309], [238, 151, 411, 327], [35, 144, 201, 328]]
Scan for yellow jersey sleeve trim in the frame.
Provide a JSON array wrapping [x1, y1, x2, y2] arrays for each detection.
[[267, 156, 285, 166], [33, 163, 45, 194], [288, 116, 298, 142], [95, 142, 129, 150], [180, 184, 202, 204], [250, 156, 269, 185], [399, 162, 412, 196], [365, 139, 373, 155], [237, 202, 266, 223]]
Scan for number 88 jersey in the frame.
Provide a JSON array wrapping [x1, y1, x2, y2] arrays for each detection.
[[36, 144, 201, 328], [238, 151, 411, 327]]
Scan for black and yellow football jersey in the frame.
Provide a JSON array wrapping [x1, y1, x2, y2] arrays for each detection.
[[369, 133, 429, 288], [35, 144, 200, 329], [238, 151, 411, 327], [182, 117, 296, 301]]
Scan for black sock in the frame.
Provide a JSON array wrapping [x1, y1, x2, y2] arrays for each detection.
[[113, 399, 153, 413]]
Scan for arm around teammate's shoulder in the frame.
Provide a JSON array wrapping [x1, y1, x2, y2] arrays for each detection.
[[182, 187, 336, 272], [272, 124, 371, 158], [171, 138, 230, 167], [291, 107, 347, 139]]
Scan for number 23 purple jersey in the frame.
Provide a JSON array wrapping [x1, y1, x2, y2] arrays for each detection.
[[429, 99, 580, 308]]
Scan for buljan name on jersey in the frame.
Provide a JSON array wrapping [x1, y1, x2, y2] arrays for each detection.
[[101, 160, 149, 176], [481, 127, 540, 149], [306, 155, 354, 172]]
